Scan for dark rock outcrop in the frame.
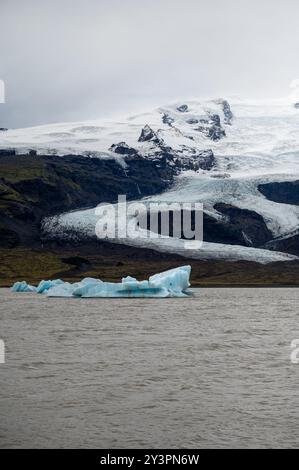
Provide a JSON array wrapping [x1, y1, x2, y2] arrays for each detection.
[[222, 100, 233, 125], [109, 142, 138, 156], [0, 149, 15, 156], [138, 125, 160, 143], [258, 181, 299, 205], [177, 104, 188, 113], [0, 128, 8, 132], [264, 232, 299, 257], [0, 151, 175, 247], [195, 114, 226, 141], [214, 203, 273, 246], [162, 114, 174, 126], [175, 150, 215, 172]]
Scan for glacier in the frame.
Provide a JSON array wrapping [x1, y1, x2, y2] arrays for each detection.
[[10, 265, 192, 298], [3, 91, 299, 263], [38, 94, 299, 264]]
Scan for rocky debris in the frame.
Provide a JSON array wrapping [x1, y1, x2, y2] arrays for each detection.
[[138, 124, 160, 144], [195, 150, 215, 171], [195, 114, 226, 141], [109, 142, 138, 156], [175, 151, 215, 172], [162, 113, 174, 126], [258, 181, 299, 205], [177, 104, 189, 113], [222, 100, 234, 125], [186, 118, 199, 125]]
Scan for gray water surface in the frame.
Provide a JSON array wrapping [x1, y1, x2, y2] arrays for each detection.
[[0, 287, 299, 449]]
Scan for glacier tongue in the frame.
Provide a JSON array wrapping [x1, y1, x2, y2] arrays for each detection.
[[10, 265, 192, 298]]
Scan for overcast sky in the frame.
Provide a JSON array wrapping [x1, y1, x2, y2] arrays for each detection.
[[1, 0, 299, 128]]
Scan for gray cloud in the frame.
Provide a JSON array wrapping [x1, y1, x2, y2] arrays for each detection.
[[1, 0, 299, 128]]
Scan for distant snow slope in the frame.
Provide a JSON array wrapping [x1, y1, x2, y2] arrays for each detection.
[[3, 94, 299, 263], [0, 99, 230, 157]]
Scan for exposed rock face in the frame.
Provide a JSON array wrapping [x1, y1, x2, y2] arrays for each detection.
[[138, 125, 160, 143], [214, 203, 273, 247], [186, 118, 199, 125], [0, 128, 8, 132], [258, 181, 299, 205], [162, 113, 174, 126], [0, 152, 175, 247], [0, 149, 15, 156], [138, 203, 272, 247], [173, 150, 215, 172], [109, 142, 138, 156], [265, 232, 299, 256], [222, 100, 234, 125], [195, 114, 226, 141], [177, 104, 188, 112], [144, 141, 215, 173]]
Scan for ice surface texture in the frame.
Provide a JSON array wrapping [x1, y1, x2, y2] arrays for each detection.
[[11, 266, 192, 298]]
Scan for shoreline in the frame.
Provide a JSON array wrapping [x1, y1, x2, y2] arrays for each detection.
[[1, 242, 299, 288]]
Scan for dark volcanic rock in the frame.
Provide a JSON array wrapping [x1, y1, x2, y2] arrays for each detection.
[[138, 202, 272, 247], [150, 141, 215, 173], [176, 149, 215, 172], [214, 203, 273, 246], [138, 125, 160, 143], [196, 150, 215, 171], [195, 114, 226, 141], [177, 104, 189, 113], [109, 142, 138, 156], [208, 115, 226, 140], [265, 232, 299, 256], [258, 181, 299, 205], [0, 152, 175, 247], [0, 149, 15, 156], [162, 114, 174, 126], [222, 100, 233, 125]]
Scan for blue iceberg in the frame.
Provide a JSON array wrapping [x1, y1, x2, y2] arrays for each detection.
[[10, 265, 192, 298], [10, 281, 37, 293]]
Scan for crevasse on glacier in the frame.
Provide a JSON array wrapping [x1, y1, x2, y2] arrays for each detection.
[[11, 265, 192, 298]]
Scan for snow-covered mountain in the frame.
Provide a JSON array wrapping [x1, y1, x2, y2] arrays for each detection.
[[2, 95, 299, 263], [0, 99, 231, 157]]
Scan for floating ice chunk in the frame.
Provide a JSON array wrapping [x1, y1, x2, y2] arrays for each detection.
[[11, 266, 192, 298], [47, 282, 76, 297], [11, 281, 37, 292], [149, 265, 191, 296], [36, 279, 64, 293]]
